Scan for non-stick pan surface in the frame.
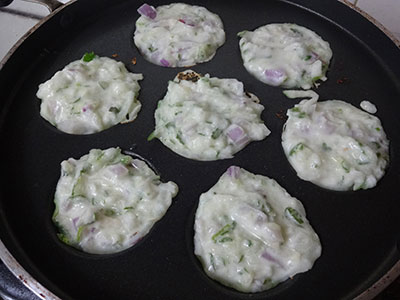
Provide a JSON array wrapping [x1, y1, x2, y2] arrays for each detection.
[[0, 0, 399, 299]]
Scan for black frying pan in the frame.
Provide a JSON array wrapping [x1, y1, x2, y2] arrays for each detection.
[[0, 0, 400, 299]]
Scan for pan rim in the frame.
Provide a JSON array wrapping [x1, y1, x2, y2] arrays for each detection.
[[0, 0, 399, 299]]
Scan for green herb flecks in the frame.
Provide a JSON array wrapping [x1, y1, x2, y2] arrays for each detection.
[[71, 170, 86, 198], [98, 81, 108, 90], [341, 160, 350, 173], [322, 142, 332, 151], [263, 278, 272, 285], [211, 128, 223, 139], [109, 106, 120, 114], [239, 254, 244, 263], [290, 28, 302, 35], [290, 107, 307, 118], [57, 233, 71, 245], [119, 155, 132, 165], [147, 131, 157, 141], [285, 207, 304, 225], [210, 253, 216, 270], [289, 142, 305, 156], [312, 75, 322, 82], [104, 209, 115, 217], [212, 221, 236, 243], [372, 142, 381, 149], [261, 202, 276, 217], [354, 180, 367, 191], [82, 51, 96, 62], [176, 132, 185, 145], [76, 225, 85, 241], [237, 30, 248, 38], [198, 43, 213, 60]]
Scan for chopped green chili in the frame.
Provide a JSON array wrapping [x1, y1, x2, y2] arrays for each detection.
[[211, 128, 223, 139], [109, 106, 120, 114], [285, 207, 304, 225], [212, 221, 236, 243], [289, 143, 305, 156], [82, 51, 96, 62], [147, 131, 157, 141]]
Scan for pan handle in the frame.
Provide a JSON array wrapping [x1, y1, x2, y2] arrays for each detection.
[[0, 0, 63, 12]]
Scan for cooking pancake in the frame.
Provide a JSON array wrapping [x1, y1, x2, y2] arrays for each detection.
[[134, 3, 225, 67], [37, 54, 143, 134], [194, 166, 321, 292], [52, 147, 178, 254], [148, 70, 270, 161], [238, 23, 332, 89], [281, 91, 389, 191]]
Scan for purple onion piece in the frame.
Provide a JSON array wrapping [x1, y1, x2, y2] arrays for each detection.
[[264, 69, 287, 86], [110, 164, 129, 176], [226, 124, 250, 146], [311, 51, 319, 61], [227, 166, 240, 178], [261, 251, 284, 268], [160, 58, 170, 67], [137, 3, 157, 19], [72, 217, 79, 230]]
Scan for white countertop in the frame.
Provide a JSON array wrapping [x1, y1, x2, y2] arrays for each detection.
[[0, 0, 399, 62]]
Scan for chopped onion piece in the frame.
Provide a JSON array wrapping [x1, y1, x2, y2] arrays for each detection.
[[261, 251, 284, 268], [264, 69, 287, 86], [160, 58, 170, 67], [72, 217, 79, 230], [226, 166, 240, 178], [226, 124, 250, 146], [137, 3, 157, 19], [109, 164, 129, 176]]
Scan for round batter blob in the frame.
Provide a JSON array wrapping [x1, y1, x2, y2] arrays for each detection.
[[148, 70, 270, 161], [238, 23, 332, 89], [52, 147, 178, 254], [37, 54, 143, 134], [194, 166, 321, 293], [282, 92, 389, 191], [134, 3, 225, 67]]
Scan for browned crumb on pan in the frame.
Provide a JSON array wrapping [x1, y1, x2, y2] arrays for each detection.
[[337, 77, 350, 84], [131, 57, 137, 65], [177, 71, 201, 82], [111, 53, 118, 58], [275, 110, 287, 120]]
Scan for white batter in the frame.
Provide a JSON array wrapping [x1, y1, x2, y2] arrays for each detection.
[[238, 23, 332, 89], [52, 147, 178, 254], [194, 166, 321, 292], [282, 91, 389, 191], [134, 3, 225, 67], [148, 70, 270, 160], [37, 54, 143, 134], [360, 100, 377, 114]]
